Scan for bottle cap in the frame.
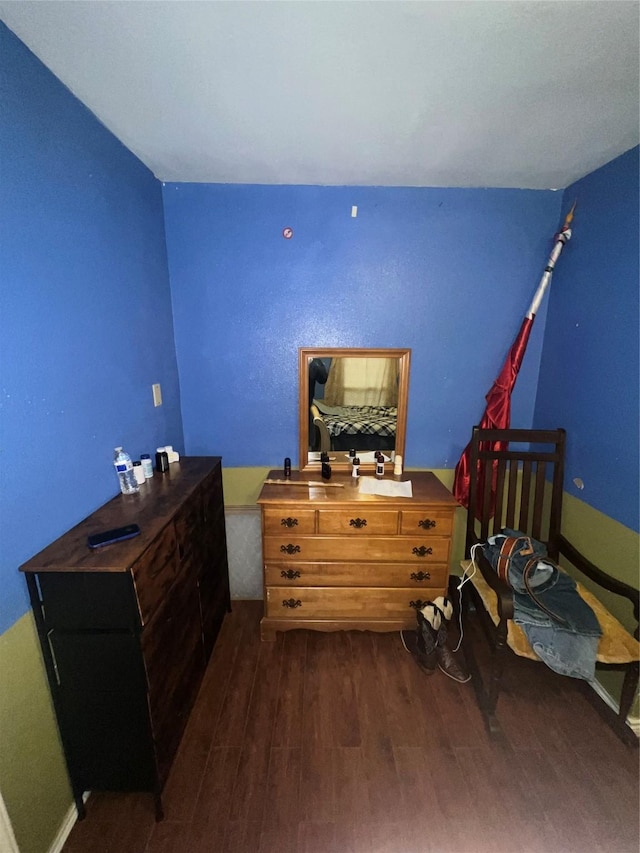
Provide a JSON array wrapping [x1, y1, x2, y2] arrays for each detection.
[[115, 446, 122, 452], [141, 453, 150, 460]]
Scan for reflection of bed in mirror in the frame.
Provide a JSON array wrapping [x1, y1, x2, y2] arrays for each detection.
[[308, 354, 399, 453], [310, 399, 397, 452]]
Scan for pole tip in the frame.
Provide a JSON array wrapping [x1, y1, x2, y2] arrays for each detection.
[[564, 200, 577, 227]]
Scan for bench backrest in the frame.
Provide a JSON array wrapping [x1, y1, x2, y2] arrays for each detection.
[[465, 426, 566, 560]]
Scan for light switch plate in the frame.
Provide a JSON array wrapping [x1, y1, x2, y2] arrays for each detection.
[[152, 383, 162, 407]]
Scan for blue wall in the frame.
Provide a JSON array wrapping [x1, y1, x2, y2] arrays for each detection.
[[0, 24, 184, 633], [536, 148, 639, 532], [163, 183, 562, 469]]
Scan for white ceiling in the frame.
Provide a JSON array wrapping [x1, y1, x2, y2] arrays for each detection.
[[1, 1, 638, 189]]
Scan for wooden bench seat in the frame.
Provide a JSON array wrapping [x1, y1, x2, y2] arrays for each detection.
[[461, 559, 640, 665]]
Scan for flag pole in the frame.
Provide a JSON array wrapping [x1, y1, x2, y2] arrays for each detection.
[[527, 202, 576, 318]]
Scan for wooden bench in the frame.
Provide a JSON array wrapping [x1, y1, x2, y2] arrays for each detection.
[[457, 426, 639, 746]]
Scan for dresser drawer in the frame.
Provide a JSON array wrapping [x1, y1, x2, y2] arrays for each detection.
[[317, 509, 398, 535], [265, 586, 447, 620], [264, 561, 448, 588], [131, 524, 178, 624], [400, 509, 453, 536], [263, 535, 451, 564], [263, 509, 316, 534]]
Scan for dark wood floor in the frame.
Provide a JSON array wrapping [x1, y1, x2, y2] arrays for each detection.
[[62, 600, 639, 853]]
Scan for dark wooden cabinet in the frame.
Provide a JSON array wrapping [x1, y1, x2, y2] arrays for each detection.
[[20, 457, 230, 819]]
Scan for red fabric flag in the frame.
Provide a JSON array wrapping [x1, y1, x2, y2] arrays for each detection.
[[453, 316, 534, 509]]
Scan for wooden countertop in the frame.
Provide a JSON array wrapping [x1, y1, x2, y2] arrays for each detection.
[[20, 457, 219, 574], [257, 469, 458, 507]]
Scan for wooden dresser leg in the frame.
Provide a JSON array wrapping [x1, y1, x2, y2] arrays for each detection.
[[260, 622, 276, 642]]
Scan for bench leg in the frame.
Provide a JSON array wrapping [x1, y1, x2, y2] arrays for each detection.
[[619, 661, 639, 728]]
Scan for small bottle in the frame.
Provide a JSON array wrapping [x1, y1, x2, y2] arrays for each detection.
[[393, 454, 403, 479], [155, 447, 169, 473], [348, 448, 356, 459], [140, 453, 154, 479], [164, 445, 180, 463], [133, 460, 146, 486], [376, 455, 385, 479], [113, 447, 139, 495], [352, 457, 360, 480], [284, 457, 291, 478]]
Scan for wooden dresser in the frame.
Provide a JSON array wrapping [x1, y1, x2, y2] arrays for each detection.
[[19, 457, 230, 819], [257, 470, 458, 641]]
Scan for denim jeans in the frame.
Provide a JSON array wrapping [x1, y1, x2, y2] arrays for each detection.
[[514, 579, 601, 680], [485, 531, 602, 681]]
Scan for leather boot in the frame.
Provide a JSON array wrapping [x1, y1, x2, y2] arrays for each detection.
[[414, 608, 438, 674], [434, 609, 471, 684], [402, 605, 438, 674]]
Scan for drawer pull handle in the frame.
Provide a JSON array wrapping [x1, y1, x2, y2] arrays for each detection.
[[281, 569, 301, 580], [418, 518, 437, 529], [412, 546, 433, 558], [409, 600, 430, 610], [281, 544, 301, 555], [349, 518, 367, 528], [281, 517, 299, 528], [46, 630, 61, 686], [282, 598, 302, 608], [410, 571, 431, 582]]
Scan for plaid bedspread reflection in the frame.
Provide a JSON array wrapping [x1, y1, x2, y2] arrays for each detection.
[[321, 406, 397, 438]]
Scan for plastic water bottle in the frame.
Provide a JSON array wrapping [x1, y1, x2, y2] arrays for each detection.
[[113, 447, 139, 495]]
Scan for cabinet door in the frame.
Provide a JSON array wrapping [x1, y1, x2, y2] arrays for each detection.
[[49, 631, 156, 793], [36, 573, 140, 631]]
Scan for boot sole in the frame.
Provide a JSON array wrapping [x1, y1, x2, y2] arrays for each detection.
[[437, 663, 471, 683]]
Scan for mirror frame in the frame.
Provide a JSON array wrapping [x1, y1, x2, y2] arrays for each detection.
[[298, 347, 411, 474]]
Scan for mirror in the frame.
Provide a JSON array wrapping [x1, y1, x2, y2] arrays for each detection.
[[299, 347, 411, 473]]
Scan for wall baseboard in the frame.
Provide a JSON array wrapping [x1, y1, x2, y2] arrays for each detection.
[[48, 793, 89, 853], [590, 679, 640, 737], [0, 791, 20, 853]]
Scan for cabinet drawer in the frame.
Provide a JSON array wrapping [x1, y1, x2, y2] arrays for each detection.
[[142, 578, 203, 728], [265, 586, 447, 620], [264, 561, 448, 588], [174, 492, 203, 563], [263, 535, 451, 564], [132, 524, 178, 624], [317, 510, 398, 535], [263, 509, 316, 534], [400, 509, 453, 536]]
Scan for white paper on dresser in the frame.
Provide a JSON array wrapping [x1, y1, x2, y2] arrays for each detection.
[[358, 477, 413, 498]]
